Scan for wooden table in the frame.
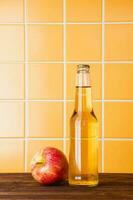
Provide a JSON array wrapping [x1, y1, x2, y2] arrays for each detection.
[[0, 173, 133, 199]]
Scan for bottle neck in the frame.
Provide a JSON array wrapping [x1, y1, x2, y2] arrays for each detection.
[[75, 71, 92, 113]]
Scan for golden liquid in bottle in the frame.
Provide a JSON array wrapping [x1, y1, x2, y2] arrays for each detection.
[[69, 85, 99, 186]]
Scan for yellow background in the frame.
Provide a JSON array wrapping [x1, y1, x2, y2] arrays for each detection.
[[0, 0, 133, 173]]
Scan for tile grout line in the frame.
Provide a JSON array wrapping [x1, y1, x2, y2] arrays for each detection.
[[63, 0, 67, 155], [1, 22, 133, 25], [0, 99, 133, 102], [24, 0, 28, 173], [102, 0, 105, 173], [1, 61, 133, 65], [1, 137, 133, 141], [0, 61, 133, 64]]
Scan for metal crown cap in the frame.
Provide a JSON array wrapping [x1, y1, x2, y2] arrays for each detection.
[[77, 64, 90, 73]]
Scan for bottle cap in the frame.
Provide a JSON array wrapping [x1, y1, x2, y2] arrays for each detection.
[[77, 64, 90, 73]]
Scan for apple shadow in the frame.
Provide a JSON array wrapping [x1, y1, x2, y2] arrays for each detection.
[[40, 180, 69, 187]]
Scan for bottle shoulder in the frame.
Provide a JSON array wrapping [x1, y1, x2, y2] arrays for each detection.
[[70, 109, 98, 123]]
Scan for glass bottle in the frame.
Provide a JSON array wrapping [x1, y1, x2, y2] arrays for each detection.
[[69, 64, 99, 186]]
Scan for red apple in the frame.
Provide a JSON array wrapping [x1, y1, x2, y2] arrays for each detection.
[[31, 147, 68, 185]]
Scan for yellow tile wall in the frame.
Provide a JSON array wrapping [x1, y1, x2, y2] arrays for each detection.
[[0, 0, 132, 173]]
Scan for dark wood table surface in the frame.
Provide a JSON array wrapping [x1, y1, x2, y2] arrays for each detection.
[[0, 173, 133, 200]]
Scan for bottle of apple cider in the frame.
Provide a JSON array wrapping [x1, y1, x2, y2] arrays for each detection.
[[69, 64, 99, 186]]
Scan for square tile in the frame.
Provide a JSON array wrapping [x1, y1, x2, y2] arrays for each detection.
[[27, 0, 63, 22], [0, 102, 24, 137], [105, 64, 133, 100], [105, 102, 133, 138], [0, 139, 24, 172], [28, 64, 63, 99], [0, 0, 23, 22], [27, 140, 63, 171], [0, 64, 24, 99], [104, 140, 133, 173], [105, 0, 133, 22], [67, 25, 101, 61], [67, 64, 102, 100], [28, 102, 63, 138], [66, 140, 102, 173], [0, 25, 24, 62], [105, 25, 133, 61], [66, 102, 102, 138], [28, 25, 63, 61], [67, 0, 101, 22]]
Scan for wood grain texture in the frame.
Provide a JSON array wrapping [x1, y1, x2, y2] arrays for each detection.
[[0, 173, 132, 200]]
